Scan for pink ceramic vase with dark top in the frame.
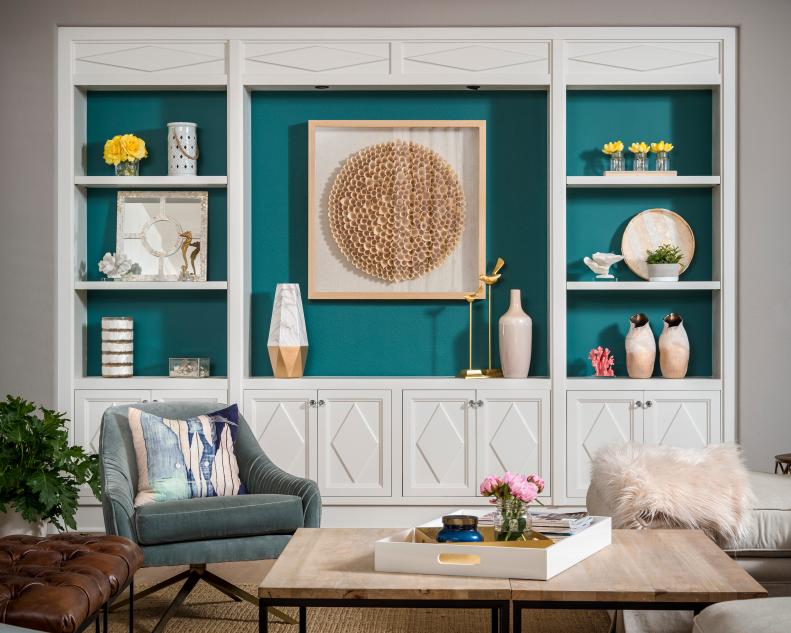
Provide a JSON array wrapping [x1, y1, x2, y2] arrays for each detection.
[[498, 289, 533, 378]]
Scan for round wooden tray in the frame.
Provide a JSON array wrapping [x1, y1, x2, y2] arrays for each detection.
[[621, 208, 695, 280]]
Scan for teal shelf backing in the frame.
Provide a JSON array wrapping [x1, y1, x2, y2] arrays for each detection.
[[85, 188, 227, 282], [86, 290, 227, 377], [86, 91, 227, 176], [249, 90, 548, 377], [566, 90, 713, 176], [566, 290, 713, 378], [566, 188, 713, 281]]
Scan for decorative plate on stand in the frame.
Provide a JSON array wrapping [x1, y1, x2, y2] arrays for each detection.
[[621, 208, 695, 280]]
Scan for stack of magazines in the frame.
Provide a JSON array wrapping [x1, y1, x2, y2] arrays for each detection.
[[529, 510, 593, 538]]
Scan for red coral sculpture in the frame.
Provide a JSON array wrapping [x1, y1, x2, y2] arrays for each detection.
[[589, 346, 615, 377]]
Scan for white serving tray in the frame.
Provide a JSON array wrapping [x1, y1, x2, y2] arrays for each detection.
[[374, 516, 611, 580]]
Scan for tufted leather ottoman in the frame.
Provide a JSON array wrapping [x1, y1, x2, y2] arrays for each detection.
[[0, 534, 143, 633]]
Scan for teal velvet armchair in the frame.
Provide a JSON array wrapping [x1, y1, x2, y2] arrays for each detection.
[[99, 401, 321, 632]]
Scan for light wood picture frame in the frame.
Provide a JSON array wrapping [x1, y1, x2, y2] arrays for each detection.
[[308, 120, 486, 300]]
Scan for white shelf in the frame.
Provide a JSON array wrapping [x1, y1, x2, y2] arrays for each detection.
[[565, 377, 722, 390], [566, 176, 720, 188], [75, 281, 227, 290], [74, 176, 228, 188], [567, 281, 720, 291], [75, 376, 228, 390]]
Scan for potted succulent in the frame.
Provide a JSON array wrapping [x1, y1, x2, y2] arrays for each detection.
[[0, 395, 101, 535], [646, 243, 685, 281]]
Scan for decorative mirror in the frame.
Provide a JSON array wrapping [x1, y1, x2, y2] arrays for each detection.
[[116, 191, 208, 281]]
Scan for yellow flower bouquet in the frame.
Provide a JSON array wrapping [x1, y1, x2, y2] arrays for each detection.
[[103, 134, 148, 176], [602, 140, 625, 172], [629, 141, 651, 171], [651, 140, 674, 171], [601, 140, 624, 155]]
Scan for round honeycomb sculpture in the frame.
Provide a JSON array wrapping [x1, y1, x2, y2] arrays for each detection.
[[328, 140, 466, 282]]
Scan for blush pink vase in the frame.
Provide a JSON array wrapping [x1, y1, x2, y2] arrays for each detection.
[[498, 289, 533, 378], [625, 313, 656, 379]]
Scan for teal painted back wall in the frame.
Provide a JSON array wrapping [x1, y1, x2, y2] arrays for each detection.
[[87, 91, 227, 176], [566, 90, 713, 176], [250, 91, 548, 377]]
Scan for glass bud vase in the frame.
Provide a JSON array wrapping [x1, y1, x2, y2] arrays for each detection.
[[494, 498, 532, 541], [655, 151, 671, 172], [115, 160, 139, 176], [632, 152, 648, 171], [609, 151, 625, 172]]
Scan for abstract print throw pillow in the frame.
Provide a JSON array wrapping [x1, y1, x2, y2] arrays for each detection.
[[128, 404, 246, 507]]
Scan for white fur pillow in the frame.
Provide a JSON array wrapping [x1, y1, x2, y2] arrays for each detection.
[[588, 442, 753, 547]]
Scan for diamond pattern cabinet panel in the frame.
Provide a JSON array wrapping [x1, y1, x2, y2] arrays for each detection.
[[244, 42, 390, 75], [566, 41, 720, 77], [401, 41, 550, 76], [243, 390, 316, 480], [476, 389, 550, 497], [566, 391, 642, 500], [643, 390, 722, 448], [74, 42, 227, 76], [150, 389, 227, 403], [403, 390, 476, 497], [317, 390, 391, 497]]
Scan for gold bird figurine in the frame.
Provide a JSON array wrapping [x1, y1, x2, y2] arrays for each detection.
[[479, 257, 505, 377]]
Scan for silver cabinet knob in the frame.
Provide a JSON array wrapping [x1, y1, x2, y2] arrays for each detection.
[[476, 399, 484, 408], [318, 399, 326, 407], [468, 399, 477, 408], [309, 399, 317, 408], [635, 400, 643, 408], [644, 400, 654, 408]]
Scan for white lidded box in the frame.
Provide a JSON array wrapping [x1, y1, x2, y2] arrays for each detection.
[[375, 516, 611, 580]]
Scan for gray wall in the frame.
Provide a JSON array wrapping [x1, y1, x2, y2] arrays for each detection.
[[1, 1, 789, 471]]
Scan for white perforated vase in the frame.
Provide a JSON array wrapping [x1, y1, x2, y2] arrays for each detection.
[[167, 122, 199, 176]]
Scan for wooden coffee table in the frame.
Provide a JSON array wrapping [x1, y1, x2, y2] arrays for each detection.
[[259, 528, 766, 633], [258, 528, 511, 633], [510, 529, 767, 633]]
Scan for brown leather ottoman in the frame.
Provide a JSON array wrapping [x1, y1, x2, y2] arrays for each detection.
[[0, 534, 143, 633]]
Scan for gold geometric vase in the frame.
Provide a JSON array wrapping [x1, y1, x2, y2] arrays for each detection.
[[267, 283, 309, 378]]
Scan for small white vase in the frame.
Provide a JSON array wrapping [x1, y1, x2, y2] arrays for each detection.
[[659, 313, 690, 378], [498, 289, 533, 378], [0, 509, 47, 537], [625, 313, 656, 378]]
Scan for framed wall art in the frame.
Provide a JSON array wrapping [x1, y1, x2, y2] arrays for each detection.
[[308, 120, 486, 299], [116, 190, 208, 281]]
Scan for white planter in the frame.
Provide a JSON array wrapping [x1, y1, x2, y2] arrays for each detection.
[[647, 263, 681, 282], [167, 122, 199, 175], [0, 509, 47, 537]]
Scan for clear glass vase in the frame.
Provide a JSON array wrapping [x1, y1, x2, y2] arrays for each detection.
[[493, 498, 532, 541], [609, 151, 625, 172], [632, 152, 649, 171], [115, 160, 139, 176], [655, 151, 671, 172]]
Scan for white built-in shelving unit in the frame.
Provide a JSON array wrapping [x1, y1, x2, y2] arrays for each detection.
[[58, 27, 736, 529]]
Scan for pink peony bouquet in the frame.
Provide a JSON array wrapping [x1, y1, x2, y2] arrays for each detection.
[[479, 471, 545, 505]]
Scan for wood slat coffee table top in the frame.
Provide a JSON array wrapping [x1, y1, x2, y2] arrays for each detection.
[[258, 528, 512, 601], [510, 529, 767, 603], [260, 528, 767, 605]]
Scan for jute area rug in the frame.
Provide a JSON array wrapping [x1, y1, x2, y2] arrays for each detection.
[[109, 582, 611, 633]]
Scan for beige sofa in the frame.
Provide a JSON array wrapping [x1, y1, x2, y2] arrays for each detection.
[[587, 470, 791, 597]]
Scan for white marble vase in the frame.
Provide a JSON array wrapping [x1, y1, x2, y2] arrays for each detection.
[[498, 289, 532, 378], [659, 312, 690, 378], [268, 283, 309, 378], [625, 313, 656, 379]]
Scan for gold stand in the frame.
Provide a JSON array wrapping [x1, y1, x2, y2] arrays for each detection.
[[480, 257, 505, 377], [457, 285, 487, 379]]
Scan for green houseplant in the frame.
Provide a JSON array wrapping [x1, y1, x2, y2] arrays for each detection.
[[645, 243, 685, 282], [0, 395, 101, 533]]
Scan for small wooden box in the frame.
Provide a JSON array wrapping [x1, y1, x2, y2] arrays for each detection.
[[374, 516, 612, 580]]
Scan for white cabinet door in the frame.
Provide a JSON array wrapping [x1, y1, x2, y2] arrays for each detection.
[[476, 389, 551, 496], [643, 390, 722, 448], [403, 389, 476, 497], [150, 389, 228, 403], [243, 390, 317, 479], [566, 391, 642, 499], [73, 390, 150, 453], [317, 390, 391, 497]]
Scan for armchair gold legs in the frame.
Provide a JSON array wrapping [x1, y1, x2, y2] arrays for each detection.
[[111, 565, 296, 632]]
